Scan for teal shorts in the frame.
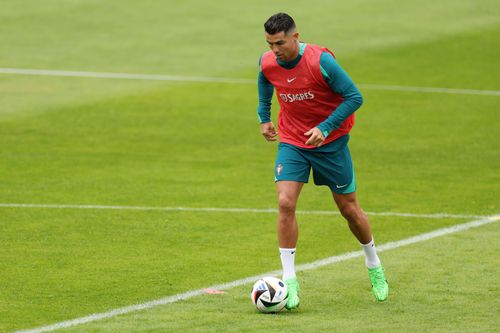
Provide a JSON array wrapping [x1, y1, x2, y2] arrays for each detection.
[[274, 135, 356, 194]]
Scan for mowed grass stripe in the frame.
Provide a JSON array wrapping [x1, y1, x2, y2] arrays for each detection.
[[0, 203, 487, 220], [1, 67, 499, 96], [14, 214, 499, 333]]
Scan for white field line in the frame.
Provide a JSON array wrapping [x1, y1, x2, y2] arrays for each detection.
[[358, 83, 500, 96], [0, 68, 253, 84], [0, 203, 487, 220], [1, 67, 499, 96], [13, 214, 499, 333]]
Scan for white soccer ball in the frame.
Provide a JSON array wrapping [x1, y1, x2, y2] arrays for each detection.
[[250, 276, 288, 313]]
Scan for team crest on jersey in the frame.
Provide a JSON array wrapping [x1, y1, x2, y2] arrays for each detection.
[[279, 91, 315, 103], [276, 163, 283, 176]]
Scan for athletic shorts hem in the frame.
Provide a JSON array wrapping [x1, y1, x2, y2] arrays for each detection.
[[329, 184, 356, 194], [275, 178, 309, 184]]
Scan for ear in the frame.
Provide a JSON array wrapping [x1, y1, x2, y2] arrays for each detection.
[[292, 31, 299, 41]]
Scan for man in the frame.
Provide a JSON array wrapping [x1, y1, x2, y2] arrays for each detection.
[[257, 13, 388, 310]]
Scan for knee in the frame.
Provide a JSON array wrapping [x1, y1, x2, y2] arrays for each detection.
[[278, 193, 297, 214], [338, 201, 361, 222]]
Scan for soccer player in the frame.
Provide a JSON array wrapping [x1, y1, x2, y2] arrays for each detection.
[[257, 13, 388, 310]]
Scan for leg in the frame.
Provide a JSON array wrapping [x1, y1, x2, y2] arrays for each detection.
[[276, 181, 303, 248], [332, 191, 389, 301], [332, 191, 372, 244], [276, 180, 303, 310], [332, 191, 380, 267]]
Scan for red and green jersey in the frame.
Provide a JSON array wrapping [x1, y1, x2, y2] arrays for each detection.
[[258, 43, 361, 149]]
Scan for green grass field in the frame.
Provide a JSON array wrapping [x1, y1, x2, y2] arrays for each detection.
[[1, 0, 499, 332]]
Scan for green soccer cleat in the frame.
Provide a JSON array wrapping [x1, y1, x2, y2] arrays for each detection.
[[284, 277, 300, 310], [368, 265, 389, 302]]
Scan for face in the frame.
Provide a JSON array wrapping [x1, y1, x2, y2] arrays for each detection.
[[265, 30, 299, 62]]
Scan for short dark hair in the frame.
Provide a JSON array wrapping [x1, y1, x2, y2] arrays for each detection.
[[264, 13, 296, 35]]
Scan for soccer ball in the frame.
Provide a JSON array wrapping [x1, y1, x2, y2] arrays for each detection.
[[250, 276, 288, 313]]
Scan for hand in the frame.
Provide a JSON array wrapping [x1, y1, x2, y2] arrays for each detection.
[[260, 122, 278, 142], [304, 127, 325, 147]]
